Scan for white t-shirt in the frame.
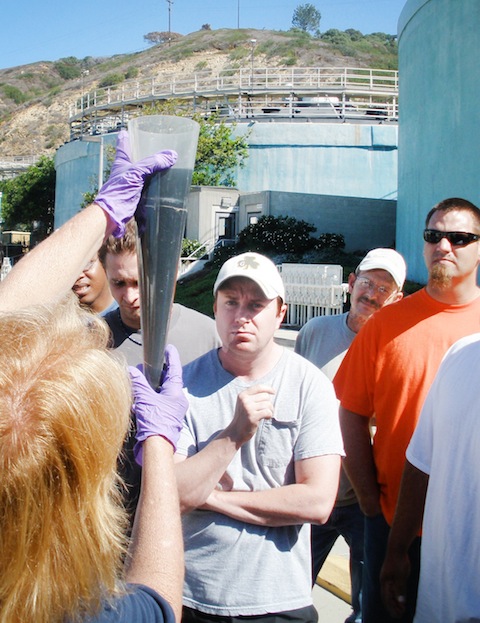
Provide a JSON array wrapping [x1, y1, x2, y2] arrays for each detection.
[[407, 332, 480, 623]]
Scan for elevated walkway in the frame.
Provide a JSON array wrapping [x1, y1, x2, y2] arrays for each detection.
[[68, 66, 398, 139]]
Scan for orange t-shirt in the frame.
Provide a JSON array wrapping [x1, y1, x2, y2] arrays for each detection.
[[334, 288, 480, 525]]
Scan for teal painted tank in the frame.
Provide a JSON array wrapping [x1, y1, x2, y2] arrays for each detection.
[[397, 0, 480, 283]]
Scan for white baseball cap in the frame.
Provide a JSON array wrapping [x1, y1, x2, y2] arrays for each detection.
[[356, 248, 407, 290], [213, 252, 285, 300]]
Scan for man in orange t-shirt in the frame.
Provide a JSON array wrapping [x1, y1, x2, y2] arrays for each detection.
[[334, 197, 480, 623]]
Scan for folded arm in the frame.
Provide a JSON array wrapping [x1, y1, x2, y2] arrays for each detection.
[[174, 385, 276, 514], [201, 454, 341, 527], [174, 433, 240, 514]]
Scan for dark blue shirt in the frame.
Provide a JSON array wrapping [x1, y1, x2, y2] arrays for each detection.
[[84, 585, 174, 622]]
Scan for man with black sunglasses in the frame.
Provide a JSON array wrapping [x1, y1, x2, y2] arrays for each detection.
[[333, 197, 480, 623]]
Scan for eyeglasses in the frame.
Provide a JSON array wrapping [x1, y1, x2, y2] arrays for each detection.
[[423, 229, 480, 247], [355, 277, 396, 298]]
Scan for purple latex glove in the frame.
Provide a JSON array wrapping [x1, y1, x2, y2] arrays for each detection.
[[129, 344, 188, 465], [95, 130, 177, 238]]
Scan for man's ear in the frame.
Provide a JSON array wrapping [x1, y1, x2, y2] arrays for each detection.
[[391, 291, 404, 304], [276, 302, 287, 328], [347, 272, 356, 294]]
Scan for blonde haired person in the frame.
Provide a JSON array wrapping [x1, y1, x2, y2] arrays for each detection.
[[0, 131, 187, 623], [0, 298, 130, 620]]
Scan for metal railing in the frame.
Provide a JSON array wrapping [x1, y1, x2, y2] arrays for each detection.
[[0, 257, 13, 281], [69, 66, 399, 139], [279, 263, 349, 326], [0, 155, 41, 180]]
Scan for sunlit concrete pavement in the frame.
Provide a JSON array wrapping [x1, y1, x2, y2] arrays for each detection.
[[313, 537, 354, 622], [274, 327, 299, 349]]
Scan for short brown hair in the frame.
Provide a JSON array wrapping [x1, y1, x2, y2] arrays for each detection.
[[425, 197, 480, 231], [98, 218, 136, 267]]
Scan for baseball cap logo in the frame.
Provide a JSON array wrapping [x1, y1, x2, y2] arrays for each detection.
[[238, 256, 260, 270], [213, 252, 285, 301]]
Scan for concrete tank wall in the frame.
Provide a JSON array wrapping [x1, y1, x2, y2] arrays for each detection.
[[54, 135, 117, 229], [234, 122, 398, 200], [397, 0, 480, 283], [267, 191, 397, 253], [54, 122, 398, 229]]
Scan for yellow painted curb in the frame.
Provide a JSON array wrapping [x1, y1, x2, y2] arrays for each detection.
[[315, 554, 351, 604]]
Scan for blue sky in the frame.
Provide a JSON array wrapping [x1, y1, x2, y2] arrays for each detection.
[[0, 0, 406, 70]]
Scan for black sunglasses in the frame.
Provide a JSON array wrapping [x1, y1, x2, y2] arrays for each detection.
[[423, 229, 480, 247]]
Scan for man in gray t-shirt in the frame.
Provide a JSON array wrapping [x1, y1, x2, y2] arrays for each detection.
[[295, 248, 406, 623], [98, 219, 220, 368], [98, 219, 220, 526], [175, 252, 344, 623]]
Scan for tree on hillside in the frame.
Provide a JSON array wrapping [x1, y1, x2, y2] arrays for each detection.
[[144, 31, 182, 45], [292, 3, 321, 34], [54, 57, 82, 80], [0, 156, 55, 240]]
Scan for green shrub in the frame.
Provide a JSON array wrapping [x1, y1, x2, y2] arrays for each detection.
[[236, 215, 317, 255], [182, 238, 204, 258], [3, 85, 28, 104], [321, 29, 350, 45], [98, 73, 125, 88], [229, 47, 248, 61], [315, 233, 345, 250], [125, 67, 139, 80], [207, 244, 238, 269], [54, 57, 82, 80], [283, 51, 297, 66]]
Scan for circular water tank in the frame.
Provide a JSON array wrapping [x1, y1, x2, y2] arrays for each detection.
[[397, 0, 480, 282]]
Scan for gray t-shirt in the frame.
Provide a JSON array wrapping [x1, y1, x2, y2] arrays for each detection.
[[295, 312, 355, 381], [104, 303, 220, 525], [295, 312, 357, 506], [177, 348, 343, 616], [104, 303, 221, 366]]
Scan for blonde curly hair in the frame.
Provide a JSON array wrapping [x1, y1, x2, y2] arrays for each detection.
[[0, 295, 132, 623]]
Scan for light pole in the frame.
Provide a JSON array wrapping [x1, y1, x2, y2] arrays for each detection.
[[80, 69, 89, 138], [250, 39, 256, 87], [167, 0, 173, 45]]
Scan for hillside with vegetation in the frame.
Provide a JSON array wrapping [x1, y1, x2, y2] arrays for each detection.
[[0, 27, 397, 156]]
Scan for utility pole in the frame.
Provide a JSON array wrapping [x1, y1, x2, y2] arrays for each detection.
[[237, 0, 240, 28], [250, 39, 256, 87], [167, 0, 173, 46], [80, 69, 89, 138]]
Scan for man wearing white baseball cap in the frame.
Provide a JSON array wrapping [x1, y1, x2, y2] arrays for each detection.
[[296, 247, 406, 623], [335, 197, 480, 622], [174, 251, 344, 623]]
